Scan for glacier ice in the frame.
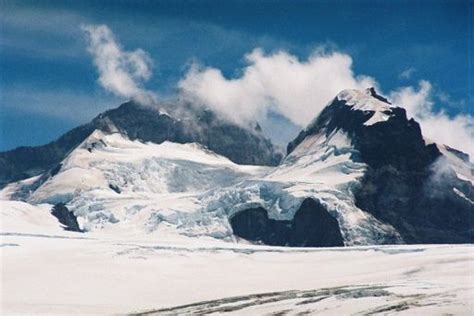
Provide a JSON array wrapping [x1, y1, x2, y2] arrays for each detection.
[[1, 127, 403, 245]]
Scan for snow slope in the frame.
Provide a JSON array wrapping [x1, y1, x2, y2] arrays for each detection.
[[436, 143, 474, 185], [0, 201, 61, 235], [337, 88, 394, 126], [1, 130, 271, 241], [1, 230, 472, 315], [1, 190, 472, 314], [1, 88, 471, 246], [2, 127, 402, 245]]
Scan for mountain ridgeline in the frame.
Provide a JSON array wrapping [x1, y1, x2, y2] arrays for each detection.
[[0, 101, 282, 187], [2, 88, 473, 246]]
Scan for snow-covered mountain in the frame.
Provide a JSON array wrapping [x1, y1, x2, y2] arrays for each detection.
[[1, 88, 472, 246], [278, 88, 473, 244], [0, 100, 281, 187]]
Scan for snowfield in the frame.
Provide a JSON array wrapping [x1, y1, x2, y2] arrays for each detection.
[[1, 200, 473, 315], [1, 88, 473, 314], [1, 228, 473, 315]]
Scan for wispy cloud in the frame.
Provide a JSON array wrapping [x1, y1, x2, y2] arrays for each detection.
[[399, 67, 416, 80], [0, 6, 86, 58], [1, 86, 118, 123], [82, 24, 156, 104], [78, 24, 472, 157], [390, 81, 474, 157], [178, 48, 376, 127]]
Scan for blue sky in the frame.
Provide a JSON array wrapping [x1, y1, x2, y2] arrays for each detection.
[[0, 0, 472, 151]]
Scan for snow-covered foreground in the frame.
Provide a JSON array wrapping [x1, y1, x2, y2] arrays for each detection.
[[1, 227, 473, 315], [1, 88, 473, 315]]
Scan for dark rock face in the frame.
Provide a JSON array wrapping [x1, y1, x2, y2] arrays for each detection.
[[288, 91, 474, 244], [366, 87, 391, 104], [51, 203, 82, 232], [230, 198, 344, 247], [288, 97, 440, 171], [445, 146, 470, 162], [99, 102, 281, 167], [0, 101, 281, 187], [355, 157, 474, 244]]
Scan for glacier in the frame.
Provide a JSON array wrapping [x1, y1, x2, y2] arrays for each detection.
[[2, 88, 472, 246], [2, 126, 402, 245], [1, 222, 472, 315], [1, 87, 473, 315]]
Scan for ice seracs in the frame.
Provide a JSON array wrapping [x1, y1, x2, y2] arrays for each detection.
[[210, 128, 402, 246], [14, 130, 269, 235], [0, 126, 401, 244]]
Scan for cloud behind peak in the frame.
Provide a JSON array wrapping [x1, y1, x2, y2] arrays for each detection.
[[82, 24, 156, 104], [390, 81, 473, 157], [178, 48, 376, 127]]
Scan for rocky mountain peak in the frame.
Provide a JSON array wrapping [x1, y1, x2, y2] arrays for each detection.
[[285, 88, 473, 244], [288, 88, 439, 169], [364, 87, 392, 104]]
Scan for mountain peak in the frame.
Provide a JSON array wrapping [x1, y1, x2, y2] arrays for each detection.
[[284, 88, 473, 244], [288, 88, 438, 170], [336, 88, 392, 116], [2, 86, 472, 247], [0, 100, 281, 187], [365, 87, 392, 104]]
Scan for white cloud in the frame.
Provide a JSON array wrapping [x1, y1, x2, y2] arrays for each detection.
[[399, 67, 416, 80], [79, 26, 472, 156], [82, 24, 156, 104], [178, 48, 376, 127], [390, 81, 474, 157], [178, 48, 472, 157], [390, 80, 433, 115]]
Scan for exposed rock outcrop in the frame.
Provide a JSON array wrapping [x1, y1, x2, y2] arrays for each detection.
[[230, 198, 344, 247], [51, 203, 82, 232]]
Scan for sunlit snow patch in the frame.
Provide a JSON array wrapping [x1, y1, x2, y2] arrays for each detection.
[[337, 89, 394, 126]]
